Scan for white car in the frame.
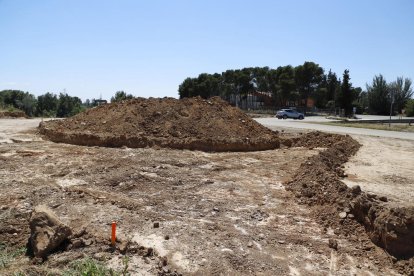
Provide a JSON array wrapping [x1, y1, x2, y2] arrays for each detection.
[[276, 109, 304, 120]]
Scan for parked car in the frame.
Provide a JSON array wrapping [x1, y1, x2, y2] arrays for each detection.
[[275, 109, 304, 120]]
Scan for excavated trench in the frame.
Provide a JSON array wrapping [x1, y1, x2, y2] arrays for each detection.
[[283, 132, 414, 267]]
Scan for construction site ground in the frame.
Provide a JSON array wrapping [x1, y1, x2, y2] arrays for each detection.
[[1, 118, 413, 275]]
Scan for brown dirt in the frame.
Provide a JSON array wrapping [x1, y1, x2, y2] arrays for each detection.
[[284, 131, 414, 275], [39, 97, 280, 152], [0, 111, 27, 118], [1, 114, 414, 275]]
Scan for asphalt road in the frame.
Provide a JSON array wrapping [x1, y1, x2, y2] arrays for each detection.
[[255, 117, 414, 141]]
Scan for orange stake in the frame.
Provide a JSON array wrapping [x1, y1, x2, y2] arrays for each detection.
[[111, 221, 116, 246]]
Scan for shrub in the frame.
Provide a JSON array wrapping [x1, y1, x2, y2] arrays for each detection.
[[405, 99, 414, 117]]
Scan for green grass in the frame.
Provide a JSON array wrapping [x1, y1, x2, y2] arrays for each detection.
[[63, 258, 116, 276], [0, 242, 130, 276], [316, 122, 414, 132], [63, 256, 130, 276], [0, 243, 26, 270]]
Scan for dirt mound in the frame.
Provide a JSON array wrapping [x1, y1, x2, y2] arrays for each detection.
[[286, 134, 360, 205], [0, 110, 27, 118], [289, 131, 353, 148], [39, 97, 280, 152], [286, 132, 414, 273]]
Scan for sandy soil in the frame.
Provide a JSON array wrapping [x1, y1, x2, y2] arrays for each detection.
[[343, 135, 414, 206], [0, 119, 412, 275]]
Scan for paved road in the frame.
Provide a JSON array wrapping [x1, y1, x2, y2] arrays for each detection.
[[255, 117, 414, 140]]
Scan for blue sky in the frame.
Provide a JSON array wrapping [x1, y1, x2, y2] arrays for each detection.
[[1, 0, 413, 101]]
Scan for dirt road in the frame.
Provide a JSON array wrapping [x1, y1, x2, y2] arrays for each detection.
[[0, 119, 412, 275]]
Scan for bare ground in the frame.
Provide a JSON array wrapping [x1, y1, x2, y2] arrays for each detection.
[[343, 135, 414, 206], [0, 119, 413, 275]]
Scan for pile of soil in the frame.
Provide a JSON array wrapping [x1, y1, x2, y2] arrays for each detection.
[[290, 131, 354, 148], [39, 97, 280, 152], [0, 110, 27, 118], [285, 132, 414, 274]]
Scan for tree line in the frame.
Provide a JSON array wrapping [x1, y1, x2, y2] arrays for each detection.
[[0, 90, 83, 117], [0, 90, 139, 118], [1, 65, 412, 118], [178, 61, 413, 116], [365, 75, 413, 115]]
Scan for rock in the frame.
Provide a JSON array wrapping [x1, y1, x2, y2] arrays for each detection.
[[71, 239, 84, 249], [367, 193, 377, 199], [339, 212, 347, 219], [153, 222, 160, 228], [72, 227, 86, 238], [343, 207, 351, 213], [93, 252, 107, 261], [29, 205, 72, 258], [378, 196, 388, 202], [247, 242, 253, 248], [328, 239, 338, 250], [347, 213, 355, 219], [213, 207, 220, 212], [146, 247, 154, 257], [351, 185, 361, 195], [83, 239, 93, 246], [159, 256, 168, 266], [119, 240, 129, 254], [128, 244, 139, 254], [164, 235, 170, 240], [32, 257, 43, 265]]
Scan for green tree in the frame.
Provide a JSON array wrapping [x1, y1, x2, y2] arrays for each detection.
[[0, 90, 37, 116], [294, 62, 324, 114], [110, 91, 134, 102], [352, 88, 366, 114], [57, 93, 82, 117], [337, 69, 357, 117], [326, 70, 339, 103], [36, 92, 58, 117], [313, 73, 328, 108], [276, 65, 296, 107], [251, 66, 270, 92], [17, 93, 37, 116], [405, 99, 414, 116], [0, 90, 26, 109], [178, 78, 197, 98], [367, 75, 389, 115], [388, 77, 413, 114], [266, 66, 297, 107]]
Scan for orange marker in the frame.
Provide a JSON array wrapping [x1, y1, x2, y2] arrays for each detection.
[[111, 221, 117, 246]]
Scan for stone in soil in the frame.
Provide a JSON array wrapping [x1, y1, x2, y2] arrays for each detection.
[[29, 205, 72, 258]]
